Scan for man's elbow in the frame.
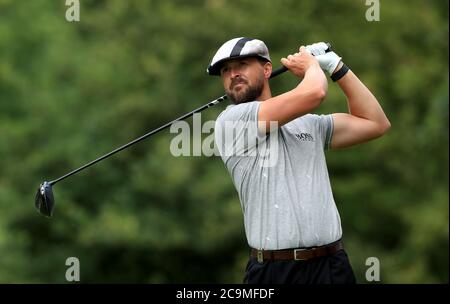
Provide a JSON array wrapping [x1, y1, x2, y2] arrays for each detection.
[[375, 119, 391, 137], [312, 87, 327, 107], [317, 88, 327, 101]]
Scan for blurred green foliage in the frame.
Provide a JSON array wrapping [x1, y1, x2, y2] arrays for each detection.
[[0, 0, 448, 283]]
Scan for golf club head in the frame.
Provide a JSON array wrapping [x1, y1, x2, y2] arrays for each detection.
[[35, 181, 55, 217]]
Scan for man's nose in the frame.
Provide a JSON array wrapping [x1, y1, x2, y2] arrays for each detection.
[[230, 67, 241, 78]]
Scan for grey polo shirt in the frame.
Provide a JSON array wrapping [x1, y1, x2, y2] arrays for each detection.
[[214, 101, 342, 250]]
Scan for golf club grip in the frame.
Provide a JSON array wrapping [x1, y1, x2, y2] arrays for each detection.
[[269, 66, 289, 79], [269, 42, 332, 79]]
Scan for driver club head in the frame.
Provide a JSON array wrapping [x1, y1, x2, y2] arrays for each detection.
[[35, 181, 55, 217]]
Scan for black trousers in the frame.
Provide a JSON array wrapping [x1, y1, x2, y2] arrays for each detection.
[[244, 249, 356, 284]]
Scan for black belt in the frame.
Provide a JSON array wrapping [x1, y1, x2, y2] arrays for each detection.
[[250, 240, 343, 263]]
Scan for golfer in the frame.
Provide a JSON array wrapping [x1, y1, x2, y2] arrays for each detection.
[[210, 37, 390, 284]]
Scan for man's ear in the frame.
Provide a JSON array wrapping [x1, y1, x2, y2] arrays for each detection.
[[263, 62, 272, 79]]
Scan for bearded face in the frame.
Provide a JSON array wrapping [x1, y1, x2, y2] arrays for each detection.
[[220, 58, 267, 105], [225, 73, 265, 104]]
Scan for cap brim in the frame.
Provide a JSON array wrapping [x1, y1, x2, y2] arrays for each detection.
[[207, 55, 270, 76]]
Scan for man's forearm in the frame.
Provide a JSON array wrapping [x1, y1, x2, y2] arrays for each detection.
[[298, 63, 328, 98], [334, 65, 390, 130]]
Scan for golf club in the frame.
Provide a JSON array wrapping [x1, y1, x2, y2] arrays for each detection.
[[35, 43, 332, 217]]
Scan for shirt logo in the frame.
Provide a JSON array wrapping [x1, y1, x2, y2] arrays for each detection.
[[294, 132, 314, 142]]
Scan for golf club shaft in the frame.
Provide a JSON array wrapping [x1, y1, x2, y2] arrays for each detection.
[[48, 42, 333, 186], [49, 95, 224, 185], [49, 66, 290, 185]]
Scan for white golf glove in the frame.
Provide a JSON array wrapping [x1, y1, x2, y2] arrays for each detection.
[[306, 42, 342, 75]]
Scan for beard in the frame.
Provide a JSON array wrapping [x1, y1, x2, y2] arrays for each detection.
[[225, 73, 265, 105]]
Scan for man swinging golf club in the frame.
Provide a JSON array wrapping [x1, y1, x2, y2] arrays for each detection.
[[210, 37, 391, 284]]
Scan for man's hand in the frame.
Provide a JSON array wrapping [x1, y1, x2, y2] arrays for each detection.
[[281, 46, 321, 78], [258, 46, 327, 133], [306, 42, 342, 75]]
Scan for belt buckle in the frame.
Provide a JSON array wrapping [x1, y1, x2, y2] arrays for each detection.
[[257, 249, 264, 263], [294, 248, 315, 261]]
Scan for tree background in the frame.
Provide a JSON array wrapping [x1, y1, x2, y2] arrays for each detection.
[[0, 0, 448, 283]]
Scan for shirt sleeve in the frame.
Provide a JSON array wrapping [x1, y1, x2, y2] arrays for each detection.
[[289, 114, 334, 150], [214, 102, 267, 158], [315, 114, 334, 150]]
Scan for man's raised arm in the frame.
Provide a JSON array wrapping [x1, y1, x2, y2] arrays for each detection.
[[307, 42, 391, 149]]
